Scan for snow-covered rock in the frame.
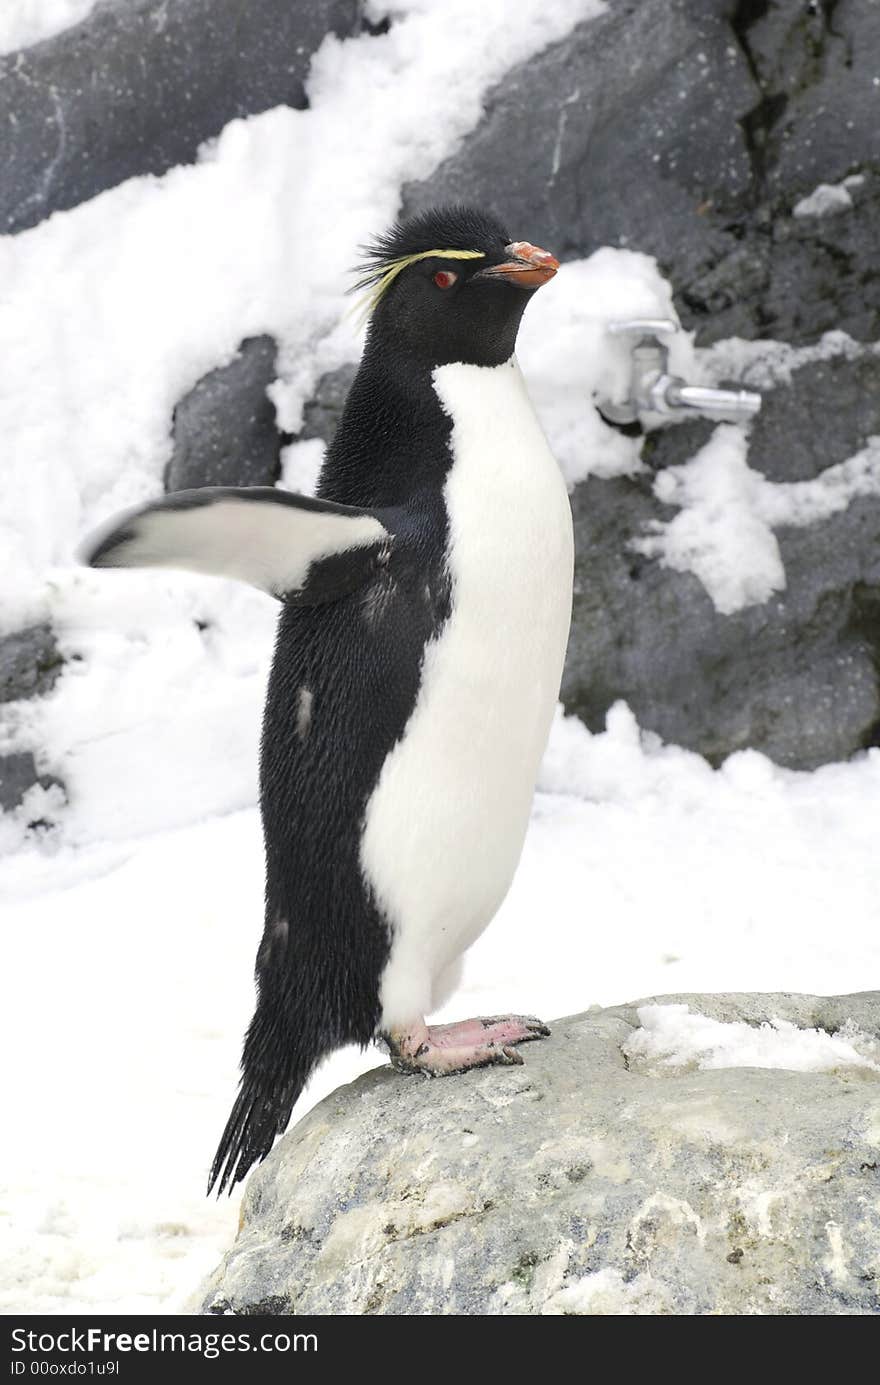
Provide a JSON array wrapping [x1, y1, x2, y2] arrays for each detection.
[[0, 0, 363, 235], [404, 0, 880, 347], [563, 345, 880, 770], [400, 0, 878, 771], [194, 992, 880, 1316]]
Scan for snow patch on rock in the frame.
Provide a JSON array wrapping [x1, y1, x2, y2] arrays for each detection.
[[633, 425, 880, 613], [624, 1004, 880, 1075], [698, 329, 876, 392], [792, 178, 860, 218], [0, 0, 98, 55]]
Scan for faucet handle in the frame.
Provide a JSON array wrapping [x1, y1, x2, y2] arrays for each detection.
[[607, 318, 678, 337]]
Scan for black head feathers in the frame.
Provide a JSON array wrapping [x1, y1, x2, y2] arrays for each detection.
[[359, 205, 510, 275], [352, 205, 510, 316], [351, 204, 552, 369]]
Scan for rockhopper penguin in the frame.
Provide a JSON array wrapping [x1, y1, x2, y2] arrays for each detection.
[[81, 206, 574, 1194]]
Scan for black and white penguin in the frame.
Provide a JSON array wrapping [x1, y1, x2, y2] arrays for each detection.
[[81, 206, 574, 1194]]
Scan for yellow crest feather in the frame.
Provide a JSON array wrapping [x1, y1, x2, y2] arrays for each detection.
[[351, 248, 485, 326]]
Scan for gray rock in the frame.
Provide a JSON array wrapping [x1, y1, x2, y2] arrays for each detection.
[[402, 0, 880, 348], [194, 991, 880, 1315], [165, 336, 280, 492], [0, 626, 65, 810], [1, 0, 362, 235], [0, 624, 62, 703], [297, 363, 358, 447], [739, 353, 880, 484], [563, 349, 880, 769], [400, 0, 880, 766], [737, 0, 880, 201], [0, 752, 61, 813], [684, 173, 880, 346], [404, 0, 754, 289]]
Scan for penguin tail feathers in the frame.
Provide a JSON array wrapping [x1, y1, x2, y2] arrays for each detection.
[[207, 1067, 306, 1198]]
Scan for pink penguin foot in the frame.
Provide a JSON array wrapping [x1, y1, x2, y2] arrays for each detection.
[[385, 1015, 550, 1076]]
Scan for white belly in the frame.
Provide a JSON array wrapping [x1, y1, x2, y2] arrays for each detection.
[[360, 357, 574, 1029]]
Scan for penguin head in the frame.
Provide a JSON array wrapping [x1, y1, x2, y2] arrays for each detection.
[[355, 205, 559, 370]]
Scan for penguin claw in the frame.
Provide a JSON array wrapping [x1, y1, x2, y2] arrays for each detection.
[[482, 1015, 551, 1040], [431, 1014, 551, 1049], [390, 1041, 523, 1077], [385, 1014, 550, 1077]]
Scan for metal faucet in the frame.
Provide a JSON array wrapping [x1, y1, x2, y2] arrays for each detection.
[[598, 319, 762, 426]]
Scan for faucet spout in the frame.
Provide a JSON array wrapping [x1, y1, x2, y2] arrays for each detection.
[[599, 318, 763, 428], [662, 381, 762, 421]]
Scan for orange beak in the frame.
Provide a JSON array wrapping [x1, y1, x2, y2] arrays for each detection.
[[475, 240, 560, 288]]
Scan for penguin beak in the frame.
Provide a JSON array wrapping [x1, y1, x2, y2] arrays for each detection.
[[473, 241, 560, 288]]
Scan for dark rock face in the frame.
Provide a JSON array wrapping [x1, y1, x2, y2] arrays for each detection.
[[0, 752, 61, 814], [1, 0, 362, 235], [165, 336, 281, 492], [564, 483, 880, 771], [564, 350, 880, 770], [0, 625, 64, 810], [297, 363, 358, 447], [683, 173, 880, 346], [0, 625, 62, 703], [402, 0, 880, 349], [399, 0, 880, 767], [407, 0, 754, 294], [735, 353, 880, 484], [740, 0, 879, 200]]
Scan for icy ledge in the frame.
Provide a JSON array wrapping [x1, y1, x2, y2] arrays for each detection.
[[193, 991, 880, 1316]]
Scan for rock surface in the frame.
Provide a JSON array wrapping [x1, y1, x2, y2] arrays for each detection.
[[0, 624, 65, 808], [195, 992, 880, 1316], [1, 0, 362, 235], [399, 0, 880, 767], [296, 363, 358, 447], [165, 336, 281, 493], [402, 0, 880, 348], [563, 348, 880, 769], [0, 624, 62, 704], [0, 751, 61, 814]]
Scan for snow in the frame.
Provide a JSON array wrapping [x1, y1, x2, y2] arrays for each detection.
[[2, 0, 879, 1321], [792, 178, 860, 218], [518, 248, 693, 486], [699, 329, 876, 392], [624, 1004, 880, 1075], [0, 0, 98, 54], [6, 704, 880, 1313]]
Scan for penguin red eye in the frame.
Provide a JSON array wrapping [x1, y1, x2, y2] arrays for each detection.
[[433, 270, 457, 289]]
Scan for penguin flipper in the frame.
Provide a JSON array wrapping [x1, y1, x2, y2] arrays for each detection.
[[79, 486, 392, 605]]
